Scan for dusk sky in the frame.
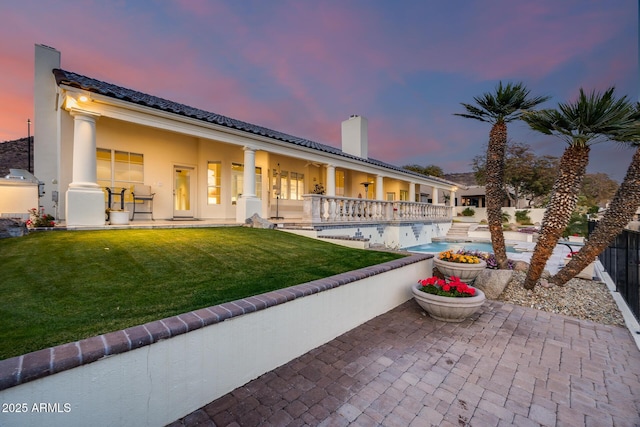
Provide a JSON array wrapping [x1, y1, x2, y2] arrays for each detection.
[[1, 1, 637, 181]]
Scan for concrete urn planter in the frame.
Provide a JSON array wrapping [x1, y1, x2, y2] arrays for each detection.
[[109, 211, 130, 225], [412, 283, 486, 322], [433, 258, 486, 284]]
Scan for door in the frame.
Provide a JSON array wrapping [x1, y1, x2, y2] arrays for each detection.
[[173, 166, 195, 218]]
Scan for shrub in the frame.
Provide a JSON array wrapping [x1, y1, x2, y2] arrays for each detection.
[[501, 211, 511, 223], [26, 208, 55, 228], [514, 209, 532, 225], [563, 212, 588, 237], [461, 207, 475, 217]]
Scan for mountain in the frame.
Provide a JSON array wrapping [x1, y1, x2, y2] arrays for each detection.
[[442, 172, 478, 187], [0, 137, 32, 177]]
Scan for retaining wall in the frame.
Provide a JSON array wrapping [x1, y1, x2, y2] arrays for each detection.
[[0, 254, 432, 427]]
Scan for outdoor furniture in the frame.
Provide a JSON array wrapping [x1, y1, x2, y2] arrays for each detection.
[[105, 187, 126, 210], [131, 185, 155, 220]]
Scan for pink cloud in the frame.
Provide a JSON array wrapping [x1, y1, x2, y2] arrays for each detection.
[[0, 0, 635, 183]]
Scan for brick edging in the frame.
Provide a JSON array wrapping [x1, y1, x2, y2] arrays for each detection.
[[0, 253, 431, 391]]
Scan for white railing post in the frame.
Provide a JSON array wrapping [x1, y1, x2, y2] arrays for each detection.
[[303, 194, 322, 223], [302, 195, 453, 224]]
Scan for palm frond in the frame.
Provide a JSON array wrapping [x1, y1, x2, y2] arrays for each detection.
[[523, 87, 636, 147], [455, 81, 550, 124]]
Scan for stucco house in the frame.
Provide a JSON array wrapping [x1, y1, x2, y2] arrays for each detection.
[[33, 44, 459, 242]]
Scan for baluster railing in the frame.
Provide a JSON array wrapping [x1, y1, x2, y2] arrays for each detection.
[[303, 195, 452, 224]]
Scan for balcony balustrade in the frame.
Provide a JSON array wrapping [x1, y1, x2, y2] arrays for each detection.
[[303, 194, 452, 224]]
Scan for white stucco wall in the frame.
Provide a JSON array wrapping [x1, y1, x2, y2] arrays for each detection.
[[0, 181, 39, 217], [454, 207, 546, 225], [0, 257, 431, 427]]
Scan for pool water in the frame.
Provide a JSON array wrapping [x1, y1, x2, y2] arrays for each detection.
[[406, 241, 516, 254]]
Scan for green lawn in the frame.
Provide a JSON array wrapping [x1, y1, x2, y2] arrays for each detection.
[[0, 227, 403, 360]]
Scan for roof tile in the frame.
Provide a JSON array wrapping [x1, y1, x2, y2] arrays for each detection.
[[52, 69, 456, 186]]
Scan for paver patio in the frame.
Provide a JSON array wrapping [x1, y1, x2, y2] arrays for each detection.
[[169, 299, 640, 426]]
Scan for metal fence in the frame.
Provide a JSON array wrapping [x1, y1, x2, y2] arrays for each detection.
[[590, 221, 640, 321]]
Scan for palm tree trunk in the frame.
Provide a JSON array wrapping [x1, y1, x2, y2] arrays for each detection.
[[523, 145, 590, 289], [552, 146, 640, 285], [486, 122, 509, 269]]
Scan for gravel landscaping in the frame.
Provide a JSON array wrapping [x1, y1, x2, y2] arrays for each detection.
[[497, 271, 625, 326]]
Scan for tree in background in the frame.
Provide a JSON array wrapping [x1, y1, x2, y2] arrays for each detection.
[[521, 88, 636, 289], [403, 164, 444, 177], [579, 173, 618, 208], [472, 141, 558, 208], [455, 82, 549, 270]]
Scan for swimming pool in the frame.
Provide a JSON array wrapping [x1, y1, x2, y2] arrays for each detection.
[[406, 241, 516, 254]]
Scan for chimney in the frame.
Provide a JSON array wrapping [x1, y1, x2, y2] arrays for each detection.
[[341, 115, 368, 159]]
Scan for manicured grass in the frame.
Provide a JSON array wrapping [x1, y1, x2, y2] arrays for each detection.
[[0, 227, 403, 360]]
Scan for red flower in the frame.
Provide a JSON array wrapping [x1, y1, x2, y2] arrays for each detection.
[[418, 275, 476, 298]]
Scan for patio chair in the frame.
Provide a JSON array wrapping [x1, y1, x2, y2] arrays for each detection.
[[131, 185, 155, 220]]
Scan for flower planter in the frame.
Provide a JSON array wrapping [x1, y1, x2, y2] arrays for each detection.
[[562, 258, 594, 280], [412, 282, 485, 322], [433, 258, 486, 284], [109, 211, 130, 225]]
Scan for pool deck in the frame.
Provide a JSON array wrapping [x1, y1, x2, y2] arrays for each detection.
[[507, 240, 574, 276]]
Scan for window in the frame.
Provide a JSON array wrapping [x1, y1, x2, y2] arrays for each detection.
[[274, 169, 304, 200], [97, 148, 144, 202], [231, 163, 262, 204], [279, 171, 289, 200], [207, 162, 221, 204], [335, 170, 345, 196], [386, 192, 396, 201], [272, 169, 280, 198], [290, 172, 304, 200], [400, 190, 409, 201]]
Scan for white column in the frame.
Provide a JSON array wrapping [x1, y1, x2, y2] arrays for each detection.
[[65, 110, 105, 227], [409, 182, 416, 202], [69, 111, 100, 188], [431, 186, 439, 204], [450, 189, 457, 207], [236, 146, 262, 223], [325, 164, 335, 197], [242, 147, 256, 197], [376, 175, 384, 200]]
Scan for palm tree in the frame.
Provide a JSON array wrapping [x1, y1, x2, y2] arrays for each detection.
[[521, 88, 636, 289], [552, 109, 640, 285], [455, 82, 549, 269]]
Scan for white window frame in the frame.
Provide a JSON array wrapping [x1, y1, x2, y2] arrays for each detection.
[[207, 161, 221, 205], [97, 148, 144, 203]]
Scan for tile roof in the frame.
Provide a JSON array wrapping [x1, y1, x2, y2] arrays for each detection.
[[53, 69, 457, 187]]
